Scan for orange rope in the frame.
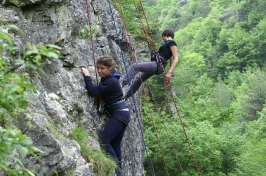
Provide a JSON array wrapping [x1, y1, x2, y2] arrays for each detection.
[[116, 0, 156, 174], [115, 0, 170, 174], [142, 29, 157, 47], [115, 0, 201, 175], [135, 0, 202, 175], [140, 83, 170, 176], [169, 86, 201, 175], [86, 0, 104, 109], [85, 0, 98, 83], [148, 86, 184, 174]]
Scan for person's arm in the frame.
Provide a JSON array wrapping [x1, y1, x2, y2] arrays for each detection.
[[81, 67, 113, 96], [81, 67, 100, 96], [165, 46, 178, 86]]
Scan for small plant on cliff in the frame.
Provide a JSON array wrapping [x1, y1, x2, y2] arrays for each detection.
[[23, 42, 61, 75], [1, 0, 20, 6], [70, 126, 117, 175], [76, 25, 100, 40]]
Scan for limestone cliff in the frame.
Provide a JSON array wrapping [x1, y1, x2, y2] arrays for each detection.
[[0, 0, 149, 175]]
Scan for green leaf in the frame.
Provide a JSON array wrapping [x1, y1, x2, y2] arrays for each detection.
[[0, 31, 13, 44], [46, 44, 62, 50], [24, 50, 38, 58], [0, 101, 14, 110], [20, 147, 28, 158], [21, 83, 35, 89], [5, 25, 20, 31], [47, 52, 59, 59], [25, 169, 36, 176]]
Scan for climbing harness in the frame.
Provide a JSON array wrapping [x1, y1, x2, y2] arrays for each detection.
[[106, 99, 126, 108]]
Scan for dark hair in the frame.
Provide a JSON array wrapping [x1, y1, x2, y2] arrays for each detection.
[[162, 29, 174, 38], [97, 56, 116, 69]]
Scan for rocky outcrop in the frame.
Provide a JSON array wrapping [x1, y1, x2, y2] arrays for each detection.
[[0, 0, 148, 175], [218, 8, 246, 24], [179, 0, 187, 6]]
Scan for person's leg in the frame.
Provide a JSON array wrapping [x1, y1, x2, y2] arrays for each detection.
[[122, 61, 157, 86], [109, 111, 129, 167], [101, 118, 127, 163], [111, 128, 125, 176], [111, 127, 126, 167], [125, 72, 153, 99]]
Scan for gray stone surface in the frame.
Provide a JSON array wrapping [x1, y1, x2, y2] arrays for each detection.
[[0, 0, 149, 175]]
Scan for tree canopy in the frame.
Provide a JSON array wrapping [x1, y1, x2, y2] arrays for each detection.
[[117, 0, 266, 175]]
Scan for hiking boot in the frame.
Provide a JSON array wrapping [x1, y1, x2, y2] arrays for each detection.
[[115, 167, 123, 176]]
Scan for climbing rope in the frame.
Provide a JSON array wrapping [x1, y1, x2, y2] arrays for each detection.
[[85, 0, 104, 109], [142, 28, 157, 47], [85, 0, 98, 83], [140, 84, 170, 176], [148, 86, 185, 174], [130, 0, 202, 175], [130, 0, 186, 174], [115, 0, 176, 175], [106, 0, 155, 176], [136, 0, 202, 174], [169, 86, 202, 175], [116, 0, 148, 142], [114, 0, 174, 175]]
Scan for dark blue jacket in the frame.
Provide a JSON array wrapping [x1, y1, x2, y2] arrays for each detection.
[[84, 69, 128, 115]]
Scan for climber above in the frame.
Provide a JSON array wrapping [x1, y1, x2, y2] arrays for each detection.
[[122, 28, 179, 99], [81, 56, 130, 176]]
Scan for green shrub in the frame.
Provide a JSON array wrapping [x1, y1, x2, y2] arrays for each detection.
[[70, 127, 117, 175]]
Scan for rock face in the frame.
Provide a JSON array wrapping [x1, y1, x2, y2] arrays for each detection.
[[1, 0, 148, 175]]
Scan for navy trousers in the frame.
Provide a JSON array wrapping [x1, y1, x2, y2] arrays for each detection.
[[101, 111, 129, 175]]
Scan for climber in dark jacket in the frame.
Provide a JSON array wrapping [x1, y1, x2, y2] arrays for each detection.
[[81, 56, 130, 176]]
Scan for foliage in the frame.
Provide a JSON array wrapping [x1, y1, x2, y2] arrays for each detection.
[[69, 127, 117, 175], [0, 25, 60, 175], [2, 0, 20, 6], [137, 0, 266, 175], [230, 67, 266, 121], [76, 25, 100, 40], [0, 25, 32, 123], [112, 0, 146, 39], [146, 73, 171, 105], [232, 138, 266, 176], [23, 43, 61, 74], [0, 127, 42, 176]]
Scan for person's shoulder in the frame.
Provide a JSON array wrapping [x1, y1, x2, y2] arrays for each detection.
[[168, 40, 177, 46], [111, 69, 121, 77], [110, 76, 120, 81], [104, 75, 120, 85]]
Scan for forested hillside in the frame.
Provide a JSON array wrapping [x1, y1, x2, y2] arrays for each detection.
[[117, 0, 266, 175]]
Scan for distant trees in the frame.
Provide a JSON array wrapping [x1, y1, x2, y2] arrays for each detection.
[[138, 0, 266, 175], [113, 0, 266, 175]]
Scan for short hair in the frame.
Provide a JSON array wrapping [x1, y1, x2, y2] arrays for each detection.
[[96, 56, 116, 69], [162, 29, 174, 38]]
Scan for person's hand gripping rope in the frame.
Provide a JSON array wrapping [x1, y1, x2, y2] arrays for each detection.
[[165, 72, 172, 88]]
